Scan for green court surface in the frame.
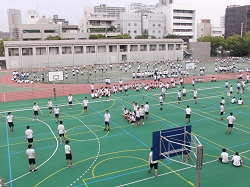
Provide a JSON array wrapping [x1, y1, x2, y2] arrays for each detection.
[[0, 80, 250, 187]]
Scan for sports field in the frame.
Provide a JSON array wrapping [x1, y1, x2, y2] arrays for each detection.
[[1, 79, 250, 187]]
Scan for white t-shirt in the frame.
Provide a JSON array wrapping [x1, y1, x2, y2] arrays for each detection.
[[26, 148, 36, 159], [232, 155, 241, 166], [7, 115, 13, 122], [220, 105, 224, 112], [33, 105, 39, 111], [54, 107, 60, 114], [194, 90, 198, 97], [65, 144, 71, 154], [159, 96, 163, 102], [149, 151, 158, 164], [221, 99, 225, 105], [186, 108, 191, 114], [227, 115, 236, 124], [25, 129, 33, 139], [144, 104, 149, 112], [48, 101, 53, 107], [238, 99, 243, 105], [221, 152, 229, 163], [231, 98, 236, 103], [83, 99, 88, 106], [58, 124, 65, 134], [68, 95, 73, 102], [139, 108, 145, 116], [104, 113, 111, 122]]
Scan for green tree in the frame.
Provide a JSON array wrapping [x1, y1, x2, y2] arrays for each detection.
[[198, 35, 225, 56], [225, 34, 248, 57], [89, 34, 106, 39], [135, 34, 149, 39], [163, 34, 179, 39], [0, 38, 10, 57], [45, 35, 62, 40], [245, 31, 250, 56], [112, 34, 131, 39]]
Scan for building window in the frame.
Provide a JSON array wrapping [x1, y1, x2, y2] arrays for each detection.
[[158, 30, 161, 33], [134, 23, 137, 26], [134, 30, 137, 33], [158, 24, 161, 27], [128, 30, 131, 33], [128, 23, 131, 26], [153, 24, 155, 27], [153, 30, 155, 33]]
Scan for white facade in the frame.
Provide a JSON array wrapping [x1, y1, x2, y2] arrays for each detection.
[[197, 19, 212, 39], [4, 39, 184, 69], [156, 3, 196, 43], [211, 27, 225, 37], [26, 10, 40, 24], [120, 13, 142, 38], [7, 9, 22, 32], [220, 16, 225, 28], [126, 2, 156, 12]]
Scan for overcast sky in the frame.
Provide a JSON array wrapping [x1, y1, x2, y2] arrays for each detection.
[[0, 0, 249, 32]]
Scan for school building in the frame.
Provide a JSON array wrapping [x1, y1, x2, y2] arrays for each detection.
[[4, 39, 184, 69]]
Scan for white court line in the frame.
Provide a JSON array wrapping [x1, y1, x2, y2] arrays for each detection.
[[66, 115, 101, 187], [146, 94, 250, 135], [117, 149, 250, 187], [6, 117, 58, 184], [0, 99, 116, 114]]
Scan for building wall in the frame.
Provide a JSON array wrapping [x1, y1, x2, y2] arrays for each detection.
[[125, 2, 156, 12], [197, 20, 212, 39], [225, 5, 250, 38], [120, 13, 142, 38], [7, 9, 22, 32], [189, 42, 211, 59], [4, 39, 184, 69]]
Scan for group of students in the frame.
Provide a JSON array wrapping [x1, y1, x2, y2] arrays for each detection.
[[122, 102, 150, 127], [218, 148, 243, 167]]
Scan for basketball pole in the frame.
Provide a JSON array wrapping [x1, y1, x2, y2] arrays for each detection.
[[53, 80, 56, 101]]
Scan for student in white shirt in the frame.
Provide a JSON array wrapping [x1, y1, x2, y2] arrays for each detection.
[[26, 144, 38, 172], [54, 105, 60, 123], [58, 121, 66, 144], [237, 98, 244, 105], [48, 99, 53, 114], [194, 89, 198, 104], [83, 97, 89, 114], [225, 112, 236, 134], [185, 105, 192, 124], [144, 102, 150, 119], [7, 112, 14, 133], [220, 103, 225, 120], [148, 147, 158, 177], [218, 148, 229, 164], [33, 103, 39, 121], [104, 110, 111, 131], [68, 94, 73, 109], [25, 126, 34, 144], [231, 97, 236, 104], [65, 140, 74, 167], [159, 95, 163, 110], [231, 152, 242, 167]]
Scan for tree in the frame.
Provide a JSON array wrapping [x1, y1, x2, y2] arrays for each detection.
[[0, 38, 10, 57], [225, 34, 248, 57], [135, 34, 149, 39], [112, 34, 131, 39], [163, 34, 179, 39], [89, 34, 106, 39], [198, 35, 225, 56], [45, 35, 62, 40]]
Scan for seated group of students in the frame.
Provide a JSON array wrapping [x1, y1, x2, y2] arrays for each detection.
[[218, 148, 243, 167], [231, 97, 245, 105], [122, 102, 149, 127]]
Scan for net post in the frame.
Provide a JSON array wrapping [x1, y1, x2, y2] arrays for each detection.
[[196, 145, 203, 187], [53, 80, 57, 101]]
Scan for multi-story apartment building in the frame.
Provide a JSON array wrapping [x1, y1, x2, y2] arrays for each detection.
[[7, 9, 22, 40], [26, 10, 40, 24], [156, 3, 196, 44], [93, 4, 125, 18], [225, 5, 250, 38], [197, 19, 212, 39], [125, 2, 156, 12]]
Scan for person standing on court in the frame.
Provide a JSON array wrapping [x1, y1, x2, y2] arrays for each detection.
[[68, 94, 73, 109], [159, 94, 163, 110], [58, 121, 66, 144], [6, 112, 14, 133], [185, 105, 192, 124], [26, 143, 38, 172], [219, 103, 225, 120], [33, 103, 39, 121], [48, 99, 53, 114], [182, 87, 187, 100], [65, 140, 74, 167], [144, 102, 150, 119], [25, 126, 34, 144], [54, 105, 60, 123], [225, 112, 236, 134], [193, 89, 198, 104], [83, 97, 88, 114], [148, 147, 158, 177], [104, 110, 111, 131]]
